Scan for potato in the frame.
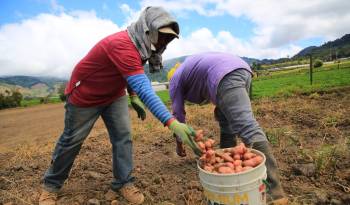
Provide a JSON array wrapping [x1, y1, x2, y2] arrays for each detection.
[[238, 143, 247, 153], [225, 162, 234, 168], [195, 135, 203, 142], [214, 162, 226, 169], [233, 146, 243, 155], [242, 159, 255, 167], [197, 141, 205, 150], [209, 156, 216, 165], [218, 166, 234, 174], [252, 155, 263, 166], [207, 138, 215, 146], [235, 165, 243, 173], [205, 140, 212, 149], [206, 149, 215, 157], [204, 165, 213, 172], [233, 160, 242, 166], [221, 153, 234, 162], [233, 154, 241, 160], [243, 152, 255, 160], [216, 157, 224, 163]]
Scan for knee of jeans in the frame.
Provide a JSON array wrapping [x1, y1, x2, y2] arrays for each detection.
[[58, 131, 86, 147]]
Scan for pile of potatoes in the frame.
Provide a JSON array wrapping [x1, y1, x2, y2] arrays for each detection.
[[195, 130, 264, 174]]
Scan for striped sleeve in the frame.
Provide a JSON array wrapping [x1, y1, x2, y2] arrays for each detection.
[[126, 74, 173, 124]]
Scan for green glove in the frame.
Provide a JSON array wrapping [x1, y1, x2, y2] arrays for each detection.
[[130, 95, 146, 120], [168, 120, 202, 156]]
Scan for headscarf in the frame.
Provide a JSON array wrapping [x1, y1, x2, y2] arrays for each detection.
[[127, 6, 179, 72]]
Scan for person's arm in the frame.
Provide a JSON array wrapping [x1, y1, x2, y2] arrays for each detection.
[[127, 74, 201, 156], [171, 87, 186, 123], [127, 74, 173, 124]]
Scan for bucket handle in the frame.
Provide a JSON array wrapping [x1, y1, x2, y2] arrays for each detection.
[[262, 179, 271, 192]]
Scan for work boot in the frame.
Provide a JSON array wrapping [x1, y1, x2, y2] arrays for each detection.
[[269, 197, 289, 205], [120, 183, 144, 204], [251, 141, 288, 203], [39, 189, 57, 205]]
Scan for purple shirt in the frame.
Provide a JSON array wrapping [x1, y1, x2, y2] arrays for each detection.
[[169, 52, 252, 122]]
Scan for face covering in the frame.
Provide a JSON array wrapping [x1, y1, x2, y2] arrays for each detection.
[[148, 52, 163, 73]]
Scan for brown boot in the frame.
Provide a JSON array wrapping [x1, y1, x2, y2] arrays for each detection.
[[120, 183, 144, 204], [39, 189, 57, 205], [269, 197, 289, 205], [252, 141, 287, 201]]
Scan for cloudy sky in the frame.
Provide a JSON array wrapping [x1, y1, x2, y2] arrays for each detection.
[[0, 0, 349, 78]]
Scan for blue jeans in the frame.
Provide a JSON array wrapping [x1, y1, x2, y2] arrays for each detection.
[[43, 95, 134, 192], [215, 69, 267, 147]]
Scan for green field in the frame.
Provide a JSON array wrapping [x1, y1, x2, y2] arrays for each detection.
[[252, 62, 350, 98]]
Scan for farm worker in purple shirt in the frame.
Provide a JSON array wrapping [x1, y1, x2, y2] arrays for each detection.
[[168, 52, 288, 204]]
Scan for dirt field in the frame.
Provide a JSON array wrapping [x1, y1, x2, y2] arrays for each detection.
[[1, 88, 350, 205]]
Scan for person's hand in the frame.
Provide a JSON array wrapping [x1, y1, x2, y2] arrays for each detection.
[[168, 120, 202, 156], [130, 95, 146, 120]]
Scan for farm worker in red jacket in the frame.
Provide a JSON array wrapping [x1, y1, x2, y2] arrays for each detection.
[[168, 52, 289, 205], [39, 7, 200, 205]]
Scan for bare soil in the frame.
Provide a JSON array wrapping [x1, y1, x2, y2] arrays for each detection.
[[1, 88, 350, 205]]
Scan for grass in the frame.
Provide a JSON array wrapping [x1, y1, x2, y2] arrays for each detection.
[[21, 96, 62, 107], [252, 66, 350, 98]]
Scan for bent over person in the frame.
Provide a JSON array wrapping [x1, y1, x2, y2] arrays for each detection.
[[168, 52, 289, 205], [39, 7, 200, 205]]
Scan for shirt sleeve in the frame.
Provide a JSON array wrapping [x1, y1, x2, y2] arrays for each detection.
[[127, 74, 173, 124]]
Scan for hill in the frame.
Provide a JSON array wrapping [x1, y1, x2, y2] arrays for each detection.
[[293, 34, 350, 60], [0, 76, 66, 97]]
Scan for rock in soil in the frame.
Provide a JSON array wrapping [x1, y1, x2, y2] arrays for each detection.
[[313, 190, 329, 204], [111, 200, 118, 205], [87, 171, 103, 179], [88, 198, 100, 205], [292, 163, 316, 177], [104, 189, 116, 201], [330, 198, 342, 205]]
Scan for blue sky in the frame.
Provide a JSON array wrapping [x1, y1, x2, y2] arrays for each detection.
[[0, 0, 349, 77]]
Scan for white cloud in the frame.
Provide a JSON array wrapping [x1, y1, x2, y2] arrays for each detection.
[[1, 1, 348, 77], [141, 0, 350, 48], [50, 0, 65, 13], [163, 28, 302, 60], [119, 4, 143, 29], [0, 11, 120, 78]]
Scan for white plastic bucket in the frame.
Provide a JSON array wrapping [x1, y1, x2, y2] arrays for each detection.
[[198, 149, 267, 205]]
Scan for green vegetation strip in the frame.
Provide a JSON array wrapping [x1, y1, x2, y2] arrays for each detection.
[[252, 65, 350, 98], [19, 60, 350, 107]]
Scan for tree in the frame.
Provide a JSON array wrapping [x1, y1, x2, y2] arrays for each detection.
[[314, 59, 323, 68], [251, 62, 262, 71], [0, 89, 23, 109], [58, 83, 66, 101]]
